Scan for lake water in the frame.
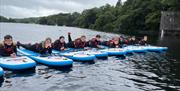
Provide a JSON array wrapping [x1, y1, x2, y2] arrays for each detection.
[[0, 23, 179, 91]]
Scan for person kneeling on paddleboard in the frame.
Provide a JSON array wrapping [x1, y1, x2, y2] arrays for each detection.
[[17, 37, 52, 55], [89, 35, 102, 48], [53, 36, 67, 51], [0, 35, 17, 57], [67, 32, 89, 49]]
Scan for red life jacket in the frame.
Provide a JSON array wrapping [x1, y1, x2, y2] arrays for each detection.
[[59, 42, 65, 48], [124, 39, 128, 44], [74, 38, 86, 48], [2, 43, 16, 54], [108, 40, 119, 48], [90, 38, 101, 47]]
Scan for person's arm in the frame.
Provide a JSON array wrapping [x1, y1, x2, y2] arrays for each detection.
[[85, 41, 89, 47], [68, 32, 72, 42], [0, 48, 15, 57], [14, 46, 17, 54], [53, 40, 59, 50], [48, 47, 52, 54], [109, 43, 114, 48], [66, 42, 74, 48], [101, 41, 108, 46], [11, 46, 17, 57], [90, 39, 98, 48], [33, 43, 43, 54], [39, 47, 47, 54], [0, 48, 3, 56], [0, 48, 9, 57], [64, 42, 67, 48]]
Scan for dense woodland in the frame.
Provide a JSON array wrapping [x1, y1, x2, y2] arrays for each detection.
[[0, 0, 180, 35]]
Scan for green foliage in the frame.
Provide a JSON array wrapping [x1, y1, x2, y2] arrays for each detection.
[[0, 16, 9, 22], [74, 7, 100, 28], [15, 17, 39, 23], [73, 0, 179, 33], [1, 0, 179, 34], [0, 16, 16, 22]]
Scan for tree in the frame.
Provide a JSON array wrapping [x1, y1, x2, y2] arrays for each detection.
[[116, 0, 122, 6], [94, 11, 116, 31], [38, 17, 48, 25], [0, 16, 9, 22], [1, 0, 179, 35]]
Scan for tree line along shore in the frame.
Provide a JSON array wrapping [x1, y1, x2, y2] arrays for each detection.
[[0, 0, 179, 35]]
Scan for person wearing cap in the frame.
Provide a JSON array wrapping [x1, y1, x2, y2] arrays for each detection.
[[53, 36, 67, 51], [17, 37, 52, 55], [89, 35, 102, 48], [0, 35, 17, 57]]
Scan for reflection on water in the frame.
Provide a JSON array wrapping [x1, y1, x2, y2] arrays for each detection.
[[0, 23, 180, 91]]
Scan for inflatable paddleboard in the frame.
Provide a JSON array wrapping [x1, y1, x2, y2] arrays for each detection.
[[60, 51, 96, 62], [84, 50, 108, 58], [141, 46, 168, 52], [0, 67, 3, 78], [123, 46, 147, 53], [17, 48, 73, 67], [0, 56, 36, 70], [101, 48, 126, 56]]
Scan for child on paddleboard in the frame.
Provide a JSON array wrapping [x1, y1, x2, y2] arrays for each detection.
[[89, 34, 102, 48], [53, 36, 67, 51], [67, 32, 89, 49], [0, 35, 17, 57], [17, 37, 52, 55]]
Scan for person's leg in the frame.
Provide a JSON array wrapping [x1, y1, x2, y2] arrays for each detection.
[[20, 43, 34, 51]]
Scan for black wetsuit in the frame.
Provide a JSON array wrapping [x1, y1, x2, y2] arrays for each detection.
[[53, 40, 67, 51], [19, 42, 52, 55]]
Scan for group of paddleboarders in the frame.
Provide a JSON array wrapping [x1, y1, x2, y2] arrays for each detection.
[[0, 33, 148, 57]]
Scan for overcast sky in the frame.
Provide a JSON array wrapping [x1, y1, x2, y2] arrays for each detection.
[[0, 0, 126, 18]]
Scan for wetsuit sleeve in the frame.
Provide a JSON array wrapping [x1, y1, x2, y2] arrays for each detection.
[[68, 34, 72, 42], [64, 42, 67, 48], [0, 51, 9, 56], [85, 41, 89, 47], [0, 46, 4, 56], [0, 47, 8, 57], [39, 48, 46, 54], [90, 39, 98, 48], [38, 45, 45, 54], [101, 41, 108, 46], [27, 43, 41, 53], [48, 48, 52, 54], [53, 40, 59, 50], [14, 46, 17, 54], [66, 42, 74, 48]]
